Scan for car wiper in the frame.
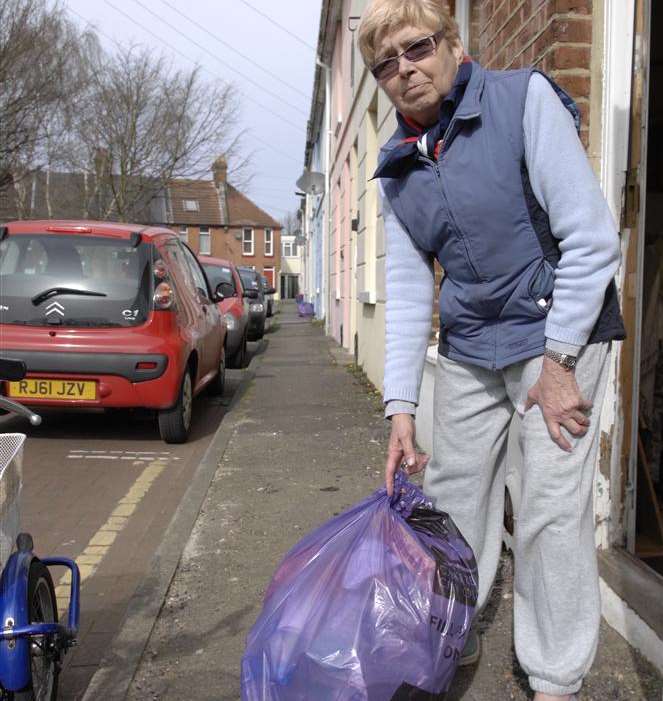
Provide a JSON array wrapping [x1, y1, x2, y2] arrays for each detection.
[[31, 287, 108, 306]]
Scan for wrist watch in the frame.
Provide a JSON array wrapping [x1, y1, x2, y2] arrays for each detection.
[[544, 348, 577, 370]]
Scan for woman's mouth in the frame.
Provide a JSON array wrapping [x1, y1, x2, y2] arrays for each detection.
[[404, 82, 429, 96]]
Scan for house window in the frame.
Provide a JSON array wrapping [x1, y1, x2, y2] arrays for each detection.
[[282, 241, 298, 257], [243, 227, 254, 256], [179, 226, 188, 243], [265, 228, 273, 256], [199, 226, 211, 255], [182, 199, 199, 212]]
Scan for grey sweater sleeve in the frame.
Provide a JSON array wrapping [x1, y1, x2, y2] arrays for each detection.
[[381, 182, 435, 411], [524, 73, 621, 354]]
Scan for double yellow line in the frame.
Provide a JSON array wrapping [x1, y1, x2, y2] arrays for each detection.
[[55, 459, 168, 612]]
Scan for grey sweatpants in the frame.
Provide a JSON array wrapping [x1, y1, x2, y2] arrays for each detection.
[[423, 343, 610, 696]]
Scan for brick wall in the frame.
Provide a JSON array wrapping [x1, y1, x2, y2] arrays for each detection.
[[223, 226, 282, 285], [174, 225, 282, 288], [472, 0, 593, 146]]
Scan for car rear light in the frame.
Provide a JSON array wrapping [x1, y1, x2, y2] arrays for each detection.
[[136, 361, 158, 370], [153, 282, 174, 310]]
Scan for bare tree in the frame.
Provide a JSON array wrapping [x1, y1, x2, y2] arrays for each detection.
[[67, 44, 251, 221], [0, 0, 92, 196], [281, 209, 301, 236]]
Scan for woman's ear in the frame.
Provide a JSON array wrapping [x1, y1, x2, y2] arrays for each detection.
[[452, 41, 465, 65]]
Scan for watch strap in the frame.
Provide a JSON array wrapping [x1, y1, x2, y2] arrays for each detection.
[[544, 347, 577, 370]]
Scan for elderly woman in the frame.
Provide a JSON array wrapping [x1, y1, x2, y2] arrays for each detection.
[[358, 2, 625, 700]]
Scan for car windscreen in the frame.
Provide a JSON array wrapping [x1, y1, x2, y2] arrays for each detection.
[[0, 233, 154, 327], [203, 264, 236, 294], [238, 270, 259, 290]]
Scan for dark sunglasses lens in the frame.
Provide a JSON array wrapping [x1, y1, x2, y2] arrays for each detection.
[[373, 59, 398, 81], [405, 38, 434, 62]]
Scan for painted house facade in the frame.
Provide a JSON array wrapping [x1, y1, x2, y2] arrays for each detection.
[[302, 0, 663, 670]]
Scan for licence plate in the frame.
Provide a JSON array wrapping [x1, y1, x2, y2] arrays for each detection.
[[7, 379, 97, 401]]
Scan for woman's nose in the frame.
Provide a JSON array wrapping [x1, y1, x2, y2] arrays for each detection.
[[397, 55, 417, 78]]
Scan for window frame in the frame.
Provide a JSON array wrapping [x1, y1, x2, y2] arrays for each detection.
[[242, 227, 255, 256], [198, 225, 211, 256], [182, 199, 199, 212], [264, 228, 273, 257], [178, 226, 188, 243]]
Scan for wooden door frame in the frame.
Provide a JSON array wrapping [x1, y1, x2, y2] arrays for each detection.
[[620, 0, 652, 552]]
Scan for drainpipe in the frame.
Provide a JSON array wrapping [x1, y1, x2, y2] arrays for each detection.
[[317, 56, 332, 335]]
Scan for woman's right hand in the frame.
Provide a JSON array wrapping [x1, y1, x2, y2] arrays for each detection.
[[385, 414, 430, 497]]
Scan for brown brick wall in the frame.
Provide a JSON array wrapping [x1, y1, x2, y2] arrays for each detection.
[[170, 225, 282, 287], [472, 0, 593, 146]]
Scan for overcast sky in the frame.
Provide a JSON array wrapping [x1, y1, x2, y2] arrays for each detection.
[[64, 0, 323, 227]]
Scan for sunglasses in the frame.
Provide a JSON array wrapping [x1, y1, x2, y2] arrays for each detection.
[[371, 30, 445, 82]]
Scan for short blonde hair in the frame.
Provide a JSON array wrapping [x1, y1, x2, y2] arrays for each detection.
[[358, 0, 460, 69]]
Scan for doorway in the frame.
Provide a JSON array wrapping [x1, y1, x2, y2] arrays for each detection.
[[634, 0, 663, 574], [280, 274, 299, 300]]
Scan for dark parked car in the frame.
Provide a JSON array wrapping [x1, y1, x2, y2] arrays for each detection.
[[260, 275, 276, 317], [237, 267, 275, 341], [199, 256, 252, 368]]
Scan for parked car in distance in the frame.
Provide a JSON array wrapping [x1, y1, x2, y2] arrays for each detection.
[[237, 267, 274, 341], [0, 220, 227, 444], [199, 256, 251, 368], [260, 275, 276, 317]]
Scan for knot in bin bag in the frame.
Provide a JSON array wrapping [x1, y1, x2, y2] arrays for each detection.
[[241, 473, 478, 700]]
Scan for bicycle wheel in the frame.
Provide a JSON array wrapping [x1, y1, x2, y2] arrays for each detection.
[[11, 561, 59, 701]]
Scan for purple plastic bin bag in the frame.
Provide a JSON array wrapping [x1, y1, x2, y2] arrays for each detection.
[[241, 472, 478, 701], [296, 302, 314, 317]]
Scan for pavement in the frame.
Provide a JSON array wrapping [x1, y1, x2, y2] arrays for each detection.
[[83, 301, 662, 700]]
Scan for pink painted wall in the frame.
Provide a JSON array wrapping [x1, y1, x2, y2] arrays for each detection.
[[328, 0, 355, 349]]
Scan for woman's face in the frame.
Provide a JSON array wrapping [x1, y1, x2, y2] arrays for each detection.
[[375, 25, 464, 126]]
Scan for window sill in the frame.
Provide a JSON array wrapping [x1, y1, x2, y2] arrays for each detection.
[[598, 546, 663, 640]]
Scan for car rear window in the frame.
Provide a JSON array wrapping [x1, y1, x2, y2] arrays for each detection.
[[0, 233, 154, 327], [203, 264, 236, 294]]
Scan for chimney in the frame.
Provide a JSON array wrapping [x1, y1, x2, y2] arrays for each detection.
[[213, 155, 229, 227], [212, 155, 228, 188]]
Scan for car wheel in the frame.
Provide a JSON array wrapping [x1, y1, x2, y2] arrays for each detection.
[[208, 351, 226, 396], [158, 370, 193, 444], [256, 320, 266, 340], [228, 333, 247, 369]]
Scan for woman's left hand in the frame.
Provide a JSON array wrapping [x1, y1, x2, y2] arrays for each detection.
[[524, 357, 592, 452]]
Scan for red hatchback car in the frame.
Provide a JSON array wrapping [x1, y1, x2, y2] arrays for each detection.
[[0, 220, 226, 443], [198, 256, 252, 369]]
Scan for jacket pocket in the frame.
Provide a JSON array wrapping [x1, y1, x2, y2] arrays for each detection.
[[527, 258, 555, 317]]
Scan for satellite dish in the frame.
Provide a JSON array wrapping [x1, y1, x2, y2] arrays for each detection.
[[296, 170, 325, 195]]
